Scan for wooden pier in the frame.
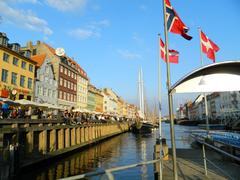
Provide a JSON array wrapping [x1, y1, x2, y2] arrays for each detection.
[[0, 120, 130, 178]]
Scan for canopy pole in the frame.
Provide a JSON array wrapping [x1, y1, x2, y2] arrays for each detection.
[[163, 0, 178, 179]]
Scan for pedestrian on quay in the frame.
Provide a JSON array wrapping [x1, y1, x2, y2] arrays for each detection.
[[2, 102, 9, 119], [25, 106, 32, 119]]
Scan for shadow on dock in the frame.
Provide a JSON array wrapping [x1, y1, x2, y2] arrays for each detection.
[[163, 148, 240, 180]]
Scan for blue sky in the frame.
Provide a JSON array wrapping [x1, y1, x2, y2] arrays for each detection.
[[1, 0, 240, 115]]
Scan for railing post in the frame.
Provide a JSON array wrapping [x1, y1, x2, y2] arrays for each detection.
[[202, 143, 208, 176]]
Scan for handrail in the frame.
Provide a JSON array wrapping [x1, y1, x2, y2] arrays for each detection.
[[58, 159, 162, 180], [192, 135, 239, 180], [193, 136, 240, 162]]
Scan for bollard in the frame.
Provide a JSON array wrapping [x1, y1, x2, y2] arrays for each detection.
[[153, 138, 168, 180], [9, 143, 19, 177]]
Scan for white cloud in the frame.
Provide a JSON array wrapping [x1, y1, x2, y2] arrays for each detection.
[[117, 49, 142, 60], [69, 19, 110, 40], [0, 1, 52, 36], [9, 0, 38, 3], [69, 28, 100, 40], [45, 0, 86, 12]]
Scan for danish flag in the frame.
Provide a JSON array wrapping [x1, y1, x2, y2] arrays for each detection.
[[200, 31, 220, 62], [165, 0, 192, 40], [160, 38, 179, 64]]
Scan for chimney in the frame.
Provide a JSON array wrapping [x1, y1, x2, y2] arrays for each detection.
[[26, 41, 33, 48]]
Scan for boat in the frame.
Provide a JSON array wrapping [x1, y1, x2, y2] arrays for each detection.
[[131, 68, 154, 134]]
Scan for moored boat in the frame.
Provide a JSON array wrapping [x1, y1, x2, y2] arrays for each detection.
[[131, 120, 154, 134]]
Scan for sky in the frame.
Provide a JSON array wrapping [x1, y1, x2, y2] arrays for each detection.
[[0, 0, 240, 115]]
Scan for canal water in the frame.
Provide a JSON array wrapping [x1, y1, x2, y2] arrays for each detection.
[[18, 123, 197, 180]]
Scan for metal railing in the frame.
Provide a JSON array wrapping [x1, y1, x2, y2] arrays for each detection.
[[193, 135, 240, 180], [58, 135, 240, 180], [59, 159, 162, 180]]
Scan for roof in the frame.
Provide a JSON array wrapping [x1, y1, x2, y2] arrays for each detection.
[[31, 54, 47, 67], [170, 61, 240, 93], [43, 42, 88, 80]]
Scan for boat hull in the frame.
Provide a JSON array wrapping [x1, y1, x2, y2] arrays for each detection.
[[131, 122, 154, 134]]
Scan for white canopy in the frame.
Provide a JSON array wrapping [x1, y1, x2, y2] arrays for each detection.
[[15, 99, 39, 106], [170, 61, 240, 94]]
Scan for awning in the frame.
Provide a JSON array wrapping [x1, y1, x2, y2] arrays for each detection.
[[170, 61, 240, 94]]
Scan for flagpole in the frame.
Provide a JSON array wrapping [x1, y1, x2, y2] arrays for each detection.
[[198, 27, 209, 131], [157, 33, 163, 180], [163, 0, 178, 179]]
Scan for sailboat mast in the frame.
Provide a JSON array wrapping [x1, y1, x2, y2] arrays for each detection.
[[138, 69, 142, 116], [141, 68, 145, 119]]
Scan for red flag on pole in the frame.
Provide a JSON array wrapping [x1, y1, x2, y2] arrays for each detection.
[[200, 31, 220, 62], [160, 38, 179, 64], [165, 0, 192, 40]]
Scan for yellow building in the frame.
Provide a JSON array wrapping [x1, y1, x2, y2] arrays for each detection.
[[77, 68, 88, 110], [117, 97, 124, 116], [0, 32, 36, 100], [95, 88, 103, 113], [123, 102, 128, 117]]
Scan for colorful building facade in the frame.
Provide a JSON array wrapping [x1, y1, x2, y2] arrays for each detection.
[[76, 68, 88, 110], [22, 41, 85, 109], [32, 54, 58, 105], [87, 84, 96, 112], [0, 32, 36, 100]]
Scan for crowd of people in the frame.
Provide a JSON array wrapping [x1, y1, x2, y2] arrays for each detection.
[[0, 102, 133, 124]]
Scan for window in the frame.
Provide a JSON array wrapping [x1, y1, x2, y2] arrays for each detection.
[[29, 64, 33, 72], [13, 57, 19, 66], [43, 88, 47, 96], [68, 81, 70, 89], [39, 86, 43, 95], [64, 68, 67, 75], [40, 74, 44, 81], [3, 53, 9, 62], [52, 90, 56, 98], [67, 93, 69, 101], [59, 91, 62, 99], [46, 66, 49, 74], [32, 49, 37, 55], [63, 92, 66, 100], [60, 78, 63, 86], [64, 79, 66, 87], [1, 69, 8, 82], [60, 66, 63, 73], [21, 61, 26, 69], [68, 70, 70, 77], [48, 89, 52, 97], [71, 72, 73, 78], [28, 78, 32, 89], [11, 72, 17, 85], [20, 75, 25, 87]]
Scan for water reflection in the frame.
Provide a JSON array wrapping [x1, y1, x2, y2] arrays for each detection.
[[19, 123, 197, 180]]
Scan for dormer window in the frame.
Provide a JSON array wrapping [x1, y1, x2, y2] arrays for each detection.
[[25, 50, 31, 58], [0, 33, 9, 46], [12, 43, 20, 53]]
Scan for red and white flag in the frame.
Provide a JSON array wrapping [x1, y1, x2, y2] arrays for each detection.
[[160, 38, 179, 64], [165, 0, 192, 40], [200, 31, 220, 62]]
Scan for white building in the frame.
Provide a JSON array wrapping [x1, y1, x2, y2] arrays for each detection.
[[102, 90, 118, 115], [32, 54, 58, 105]]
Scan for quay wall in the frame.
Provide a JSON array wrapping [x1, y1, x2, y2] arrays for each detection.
[[0, 120, 130, 175]]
